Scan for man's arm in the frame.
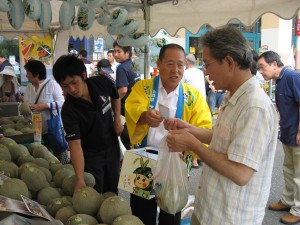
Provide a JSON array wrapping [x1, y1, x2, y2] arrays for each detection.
[[68, 139, 86, 193], [166, 129, 254, 186], [118, 86, 128, 100], [111, 98, 124, 136]]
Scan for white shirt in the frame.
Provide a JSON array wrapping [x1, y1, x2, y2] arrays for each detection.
[[24, 78, 65, 134], [147, 78, 179, 148], [183, 67, 206, 100]]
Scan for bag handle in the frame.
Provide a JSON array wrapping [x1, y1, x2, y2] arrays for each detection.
[[50, 102, 60, 119], [35, 80, 51, 104]]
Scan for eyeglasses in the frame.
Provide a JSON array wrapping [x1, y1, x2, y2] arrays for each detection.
[[202, 59, 218, 70]]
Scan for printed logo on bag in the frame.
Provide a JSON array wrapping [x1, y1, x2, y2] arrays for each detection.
[[132, 157, 154, 199]]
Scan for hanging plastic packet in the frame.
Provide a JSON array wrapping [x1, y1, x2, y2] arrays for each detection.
[[154, 135, 189, 214]]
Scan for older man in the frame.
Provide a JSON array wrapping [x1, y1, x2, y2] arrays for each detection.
[[258, 51, 300, 225], [125, 43, 212, 225], [165, 27, 278, 225]]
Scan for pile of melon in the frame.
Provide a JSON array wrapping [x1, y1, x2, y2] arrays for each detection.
[[0, 115, 33, 136], [0, 137, 143, 225]]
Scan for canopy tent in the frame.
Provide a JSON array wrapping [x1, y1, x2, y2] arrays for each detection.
[[0, 0, 299, 40], [0, 0, 299, 77]]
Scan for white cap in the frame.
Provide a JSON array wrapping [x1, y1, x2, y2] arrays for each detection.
[[0, 66, 16, 77]]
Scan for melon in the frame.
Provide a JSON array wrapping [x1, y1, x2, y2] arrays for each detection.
[[21, 166, 49, 191], [46, 196, 72, 217], [112, 215, 144, 225], [18, 162, 38, 178], [32, 158, 50, 169], [66, 214, 98, 225], [17, 154, 34, 166], [37, 186, 62, 206], [27, 142, 43, 155], [99, 196, 132, 224], [62, 172, 96, 196], [53, 168, 75, 187], [0, 137, 16, 147], [0, 160, 18, 178], [19, 102, 31, 115], [0, 144, 11, 161], [38, 166, 52, 182], [32, 145, 50, 158], [0, 178, 30, 200], [55, 206, 77, 225], [72, 186, 102, 215], [50, 163, 64, 175], [8, 144, 29, 161]]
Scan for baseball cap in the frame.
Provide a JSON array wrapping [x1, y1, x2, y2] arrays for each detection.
[[97, 59, 114, 74]]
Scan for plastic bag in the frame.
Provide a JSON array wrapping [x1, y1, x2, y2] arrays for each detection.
[[154, 135, 189, 214]]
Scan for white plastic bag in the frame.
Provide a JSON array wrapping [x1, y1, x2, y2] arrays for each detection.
[[154, 135, 189, 214]]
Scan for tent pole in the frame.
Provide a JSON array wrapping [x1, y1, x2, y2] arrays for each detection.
[[144, 1, 150, 79]]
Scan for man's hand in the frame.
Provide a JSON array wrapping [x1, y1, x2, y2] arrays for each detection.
[[166, 129, 198, 152], [164, 118, 190, 131], [114, 118, 124, 136], [144, 110, 164, 127]]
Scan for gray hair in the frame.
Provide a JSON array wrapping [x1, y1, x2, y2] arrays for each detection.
[[186, 54, 196, 65], [200, 26, 252, 70]]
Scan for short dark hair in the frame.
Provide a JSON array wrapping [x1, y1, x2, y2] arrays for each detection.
[[258, 51, 284, 67], [250, 50, 259, 75], [79, 49, 87, 58], [53, 55, 86, 84], [113, 41, 132, 57], [107, 49, 114, 55], [158, 44, 185, 60], [24, 60, 46, 80], [200, 26, 252, 70]]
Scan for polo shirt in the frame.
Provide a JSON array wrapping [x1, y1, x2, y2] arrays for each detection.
[[276, 67, 300, 146], [61, 76, 119, 158]]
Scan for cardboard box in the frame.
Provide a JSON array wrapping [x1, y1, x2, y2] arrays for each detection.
[[118, 147, 158, 200]]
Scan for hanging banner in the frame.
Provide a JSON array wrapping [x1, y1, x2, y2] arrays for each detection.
[[18, 35, 53, 86], [296, 19, 300, 36]]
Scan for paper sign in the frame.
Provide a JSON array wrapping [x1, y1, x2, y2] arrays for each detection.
[[158, 103, 169, 119]]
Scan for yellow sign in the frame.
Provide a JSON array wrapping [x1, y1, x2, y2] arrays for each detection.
[[189, 47, 195, 54]]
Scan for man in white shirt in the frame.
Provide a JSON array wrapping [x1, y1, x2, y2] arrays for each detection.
[[107, 49, 118, 80], [183, 54, 206, 100]]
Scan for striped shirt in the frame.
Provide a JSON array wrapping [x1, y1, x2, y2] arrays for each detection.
[[194, 77, 278, 225]]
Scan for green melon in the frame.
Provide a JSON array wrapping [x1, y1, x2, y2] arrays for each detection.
[[14, 121, 26, 131], [55, 206, 77, 225], [0, 118, 14, 125], [27, 142, 44, 155], [20, 127, 33, 134], [4, 128, 22, 136], [18, 162, 38, 178], [8, 144, 29, 162], [2, 123, 15, 130], [50, 163, 64, 175], [0, 160, 18, 178], [38, 166, 52, 182], [46, 196, 72, 217], [32, 145, 50, 158], [19, 102, 31, 115], [32, 158, 50, 169], [21, 166, 50, 191], [10, 115, 24, 123], [0, 178, 30, 200], [112, 215, 144, 225], [63, 163, 75, 171], [72, 186, 102, 215], [37, 186, 62, 206], [102, 192, 117, 199], [0, 144, 11, 161], [66, 214, 98, 225], [0, 137, 16, 147], [99, 196, 132, 224], [44, 154, 61, 165], [62, 172, 96, 196], [17, 154, 34, 166], [53, 168, 75, 188]]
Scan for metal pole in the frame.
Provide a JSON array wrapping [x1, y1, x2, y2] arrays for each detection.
[[144, 0, 150, 78]]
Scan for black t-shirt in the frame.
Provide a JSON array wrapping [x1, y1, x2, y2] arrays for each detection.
[[61, 76, 119, 158], [115, 59, 140, 115]]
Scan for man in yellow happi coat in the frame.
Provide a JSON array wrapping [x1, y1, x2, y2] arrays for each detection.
[[125, 43, 212, 225]]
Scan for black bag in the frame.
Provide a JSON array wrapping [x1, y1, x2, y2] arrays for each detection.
[[47, 102, 68, 152]]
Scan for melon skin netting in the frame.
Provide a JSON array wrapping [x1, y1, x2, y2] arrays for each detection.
[[154, 135, 189, 215]]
